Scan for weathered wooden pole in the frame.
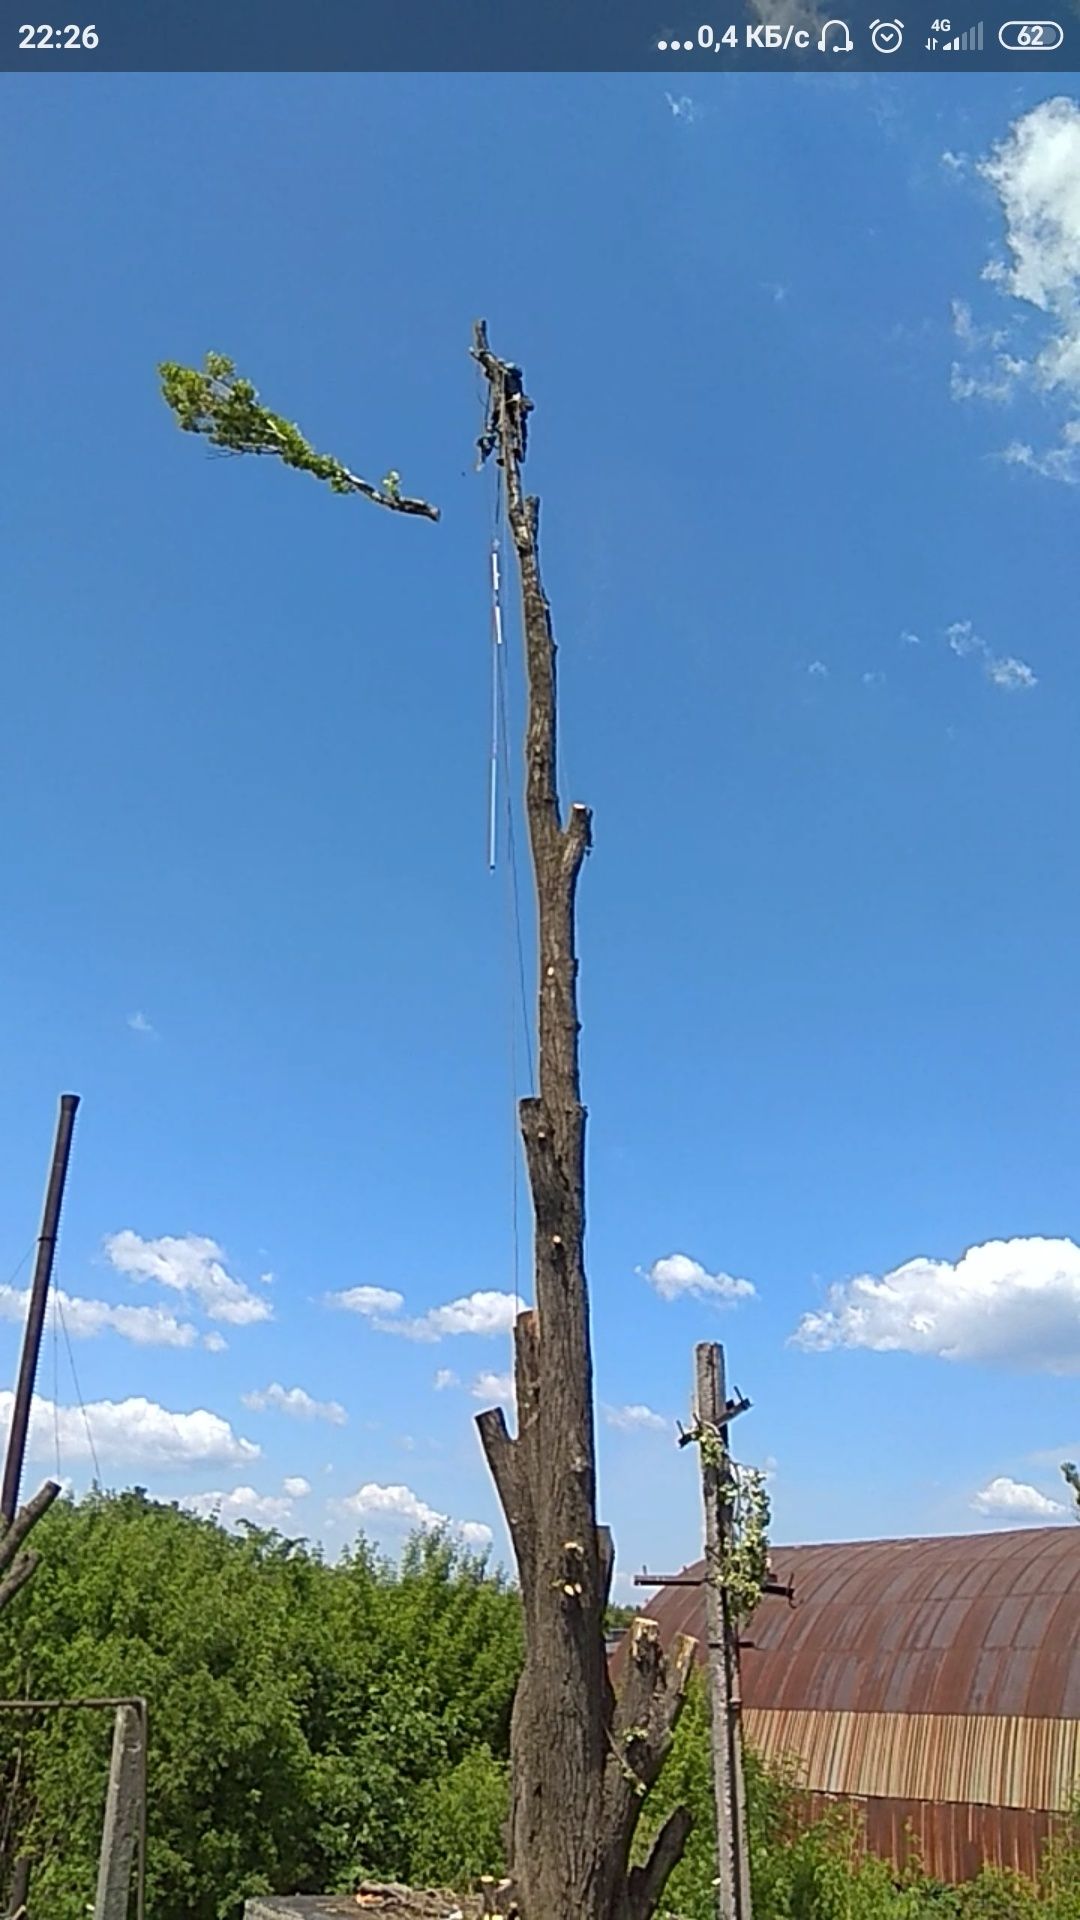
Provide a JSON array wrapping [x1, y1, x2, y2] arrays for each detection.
[[694, 1343, 752, 1920], [1, 1094, 80, 1526], [5, 1854, 30, 1919], [93, 1703, 144, 1920], [472, 323, 695, 1920]]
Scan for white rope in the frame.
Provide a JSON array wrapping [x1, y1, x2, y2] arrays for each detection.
[[487, 539, 505, 871]]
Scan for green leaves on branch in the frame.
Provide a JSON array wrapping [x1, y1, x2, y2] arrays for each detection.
[[720, 1464, 771, 1624], [685, 1419, 772, 1623], [157, 353, 439, 520]]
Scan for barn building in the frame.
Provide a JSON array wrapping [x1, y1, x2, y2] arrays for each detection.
[[639, 1526, 1080, 1882]]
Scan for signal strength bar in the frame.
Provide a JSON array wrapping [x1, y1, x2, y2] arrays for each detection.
[[942, 20, 984, 45]]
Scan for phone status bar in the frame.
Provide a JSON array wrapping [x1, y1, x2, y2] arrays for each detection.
[[4, 0, 1078, 71]]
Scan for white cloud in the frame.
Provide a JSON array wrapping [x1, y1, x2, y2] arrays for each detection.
[[203, 1331, 228, 1353], [0, 1392, 259, 1469], [326, 1285, 405, 1318], [434, 1369, 459, 1391], [941, 149, 970, 175], [971, 1476, 1067, 1520], [340, 1482, 492, 1547], [807, 660, 828, 678], [792, 1235, 1080, 1373], [603, 1403, 670, 1433], [862, 671, 885, 687], [471, 1370, 515, 1408], [945, 620, 1036, 692], [183, 1485, 294, 1527], [415, 1292, 519, 1339], [241, 1383, 346, 1426], [900, 630, 921, 645], [105, 1231, 272, 1326], [343, 1483, 445, 1528], [127, 1011, 156, 1036], [0, 1284, 198, 1349], [282, 1475, 311, 1499], [642, 1254, 756, 1306], [330, 1284, 519, 1343], [957, 100, 1080, 480]]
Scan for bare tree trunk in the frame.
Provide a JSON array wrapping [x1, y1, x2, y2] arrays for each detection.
[[472, 323, 695, 1920]]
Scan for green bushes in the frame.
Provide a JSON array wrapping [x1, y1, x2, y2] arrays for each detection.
[[0, 1490, 520, 1919]]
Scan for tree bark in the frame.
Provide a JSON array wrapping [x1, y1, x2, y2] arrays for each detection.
[[472, 322, 694, 1920]]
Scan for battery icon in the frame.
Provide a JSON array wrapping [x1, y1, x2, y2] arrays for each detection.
[[998, 19, 1063, 47]]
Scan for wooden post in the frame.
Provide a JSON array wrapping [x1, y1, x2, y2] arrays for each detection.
[[5, 1855, 30, 1919], [1, 1095, 80, 1526], [93, 1703, 143, 1920], [695, 1343, 752, 1920]]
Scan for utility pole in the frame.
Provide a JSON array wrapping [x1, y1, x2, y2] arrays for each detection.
[[1, 1094, 79, 1526], [694, 1343, 752, 1920], [636, 1345, 793, 1920]]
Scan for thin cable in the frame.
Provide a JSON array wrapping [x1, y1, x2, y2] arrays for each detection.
[[54, 1292, 100, 1489], [491, 480, 537, 1330], [0, 1244, 35, 1293], [487, 539, 504, 872], [496, 593, 534, 1094]]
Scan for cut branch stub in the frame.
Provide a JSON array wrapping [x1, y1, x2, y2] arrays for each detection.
[[0, 1480, 61, 1616]]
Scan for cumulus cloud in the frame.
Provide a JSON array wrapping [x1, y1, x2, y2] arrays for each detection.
[[0, 1392, 259, 1469], [127, 1011, 156, 1036], [0, 1284, 198, 1349], [470, 1370, 515, 1408], [971, 1476, 1067, 1520], [791, 1236, 1080, 1372], [642, 1254, 756, 1306], [341, 1481, 491, 1546], [807, 660, 828, 678], [241, 1383, 346, 1426], [459, 1520, 495, 1548], [183, 1485, 294, 1527], [327, 1285, 405, 1318], [105, 1231, 272, 1326], [955, 100, 1080, 480], [603, 1403, 670, 1433], [945, 619, 1036, 691], [328, 1285, 519, 1343], [282, 1475, 311, 1499], [434, 1369, 459, 1391]]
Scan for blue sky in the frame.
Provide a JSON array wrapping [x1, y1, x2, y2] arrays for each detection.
[[4, 72, 1080, 1589]]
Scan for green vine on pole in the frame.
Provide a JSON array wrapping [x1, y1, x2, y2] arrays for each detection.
[[685, 1419, 772, 1623], [158, 353, 439, 520]]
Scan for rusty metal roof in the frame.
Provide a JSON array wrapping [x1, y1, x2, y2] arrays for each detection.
[[638, 1527, 1080, 1721], [744, 1707, 1080, 1811]]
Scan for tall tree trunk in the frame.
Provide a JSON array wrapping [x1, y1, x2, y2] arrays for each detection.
[[472, 324, 696, 1920]]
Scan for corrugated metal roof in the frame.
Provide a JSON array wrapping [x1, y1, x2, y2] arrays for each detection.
[[803, 1793, 1066, 1884], [745, 1708, 1080, 1811], [636, 1527, 1080, 1720]]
